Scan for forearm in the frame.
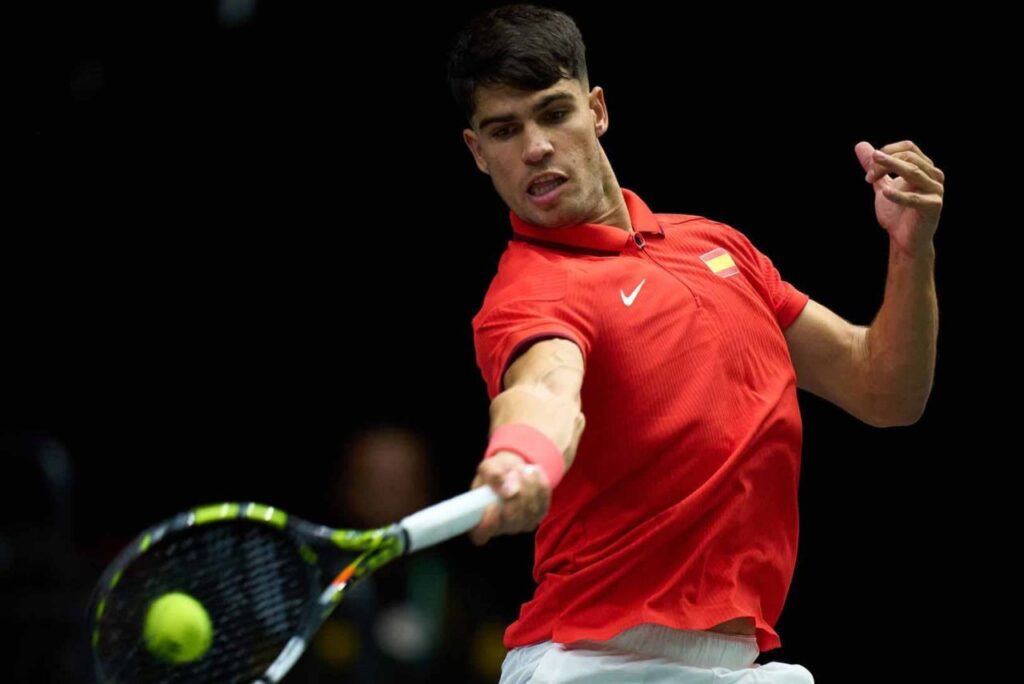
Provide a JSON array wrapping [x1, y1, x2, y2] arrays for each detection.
[[489, 382, 585, 470], [861, 238, 938, 425], [468, 379, 584, 545], [468, 339, 585, 545]]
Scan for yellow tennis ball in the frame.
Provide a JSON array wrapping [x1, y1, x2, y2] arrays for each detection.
[[143, 592, 213, 664]]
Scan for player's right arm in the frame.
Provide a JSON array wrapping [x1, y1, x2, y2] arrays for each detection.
[[468, 337, 585, 546]]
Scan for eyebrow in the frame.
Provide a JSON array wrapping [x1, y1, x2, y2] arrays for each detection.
[[477, 91, 576, 131]]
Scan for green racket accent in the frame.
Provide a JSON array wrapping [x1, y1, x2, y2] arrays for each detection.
[[329, 527, 389, 550], [327, 528, 405, 591], [361, 535, 403, 574], [109, 570, 122, 589], [139, 534, 151, 553], [245, 504, 287, 528], [194, 503, 241, 524], [299, 544, 318, 565]]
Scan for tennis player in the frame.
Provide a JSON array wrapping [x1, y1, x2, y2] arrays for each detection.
[[448, 5, 941, 682]]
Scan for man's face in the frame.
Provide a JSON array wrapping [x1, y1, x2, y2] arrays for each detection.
[[463, 78, 610, 228]]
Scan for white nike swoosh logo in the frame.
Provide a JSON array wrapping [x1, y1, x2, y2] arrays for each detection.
[[620, 279, 646, 306]]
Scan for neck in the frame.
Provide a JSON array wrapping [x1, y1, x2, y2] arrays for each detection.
[[588, 148, 632, 233]]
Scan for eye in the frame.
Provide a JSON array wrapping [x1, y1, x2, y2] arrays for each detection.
[[546, 110, 569, 122]]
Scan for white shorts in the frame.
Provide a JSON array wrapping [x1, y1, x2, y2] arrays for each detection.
[[499, 623, 814, 683]]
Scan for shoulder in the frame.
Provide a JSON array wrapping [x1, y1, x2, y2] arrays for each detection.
[[655, 212, 758, 252], [479, 242, 578, 311]]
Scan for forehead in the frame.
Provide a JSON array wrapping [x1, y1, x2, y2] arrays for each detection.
[[472, 78, 585, 126]]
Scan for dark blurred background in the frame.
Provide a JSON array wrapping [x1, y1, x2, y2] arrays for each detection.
[[5, 1, 1001, 681]]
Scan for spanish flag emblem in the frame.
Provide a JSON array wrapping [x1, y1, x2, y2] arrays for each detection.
[[700, 247, 739, 278]]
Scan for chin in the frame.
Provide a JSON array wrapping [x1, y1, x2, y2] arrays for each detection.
[[528, 210, 567, 229]]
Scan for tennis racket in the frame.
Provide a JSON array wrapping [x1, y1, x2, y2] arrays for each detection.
[[88, 486, 499, 683]]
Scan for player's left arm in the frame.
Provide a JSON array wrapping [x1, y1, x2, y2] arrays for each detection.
[[784, 140, 942, 428]]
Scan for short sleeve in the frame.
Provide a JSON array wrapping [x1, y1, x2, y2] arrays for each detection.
[[472, 296, 591, 401], [751, 246, 810, 330], [720, 225, 809, 330]]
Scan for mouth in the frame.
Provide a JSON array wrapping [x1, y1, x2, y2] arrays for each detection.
[[526, 175, 569, 208], [527, 175, 569, 197]]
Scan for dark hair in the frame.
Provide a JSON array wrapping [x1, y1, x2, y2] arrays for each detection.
[[447, 4, 589, 123]]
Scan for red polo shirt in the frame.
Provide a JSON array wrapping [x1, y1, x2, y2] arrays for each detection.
[[472, 189, 809, 653]]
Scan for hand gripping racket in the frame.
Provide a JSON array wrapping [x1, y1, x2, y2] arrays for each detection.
[[88, 486, 499, 683]]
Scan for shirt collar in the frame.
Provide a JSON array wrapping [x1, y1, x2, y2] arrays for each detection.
[[509, 188, 665, 254]]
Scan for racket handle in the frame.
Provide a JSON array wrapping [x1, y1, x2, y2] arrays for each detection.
[[400, 486, 500, 553]]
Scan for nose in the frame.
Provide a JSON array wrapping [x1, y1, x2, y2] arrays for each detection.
[[521, 122, 554, 165]]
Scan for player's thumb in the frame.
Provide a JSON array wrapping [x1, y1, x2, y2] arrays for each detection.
[[854, 141, 874, 172]]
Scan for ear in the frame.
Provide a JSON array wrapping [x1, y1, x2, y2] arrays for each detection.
[[463, 128, 490, 175], [589, 86, 609, 138]]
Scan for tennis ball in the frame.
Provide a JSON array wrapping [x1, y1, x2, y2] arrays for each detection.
[[143, 592, 213, 664]]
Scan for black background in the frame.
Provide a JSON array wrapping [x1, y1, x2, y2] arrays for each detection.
[[6, 1, 1005, 680]]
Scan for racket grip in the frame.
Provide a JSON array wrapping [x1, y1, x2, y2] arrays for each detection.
[[400, 486, 500, 553]]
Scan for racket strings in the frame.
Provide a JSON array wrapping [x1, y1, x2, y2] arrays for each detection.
[[95, 521, 316, 683]]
